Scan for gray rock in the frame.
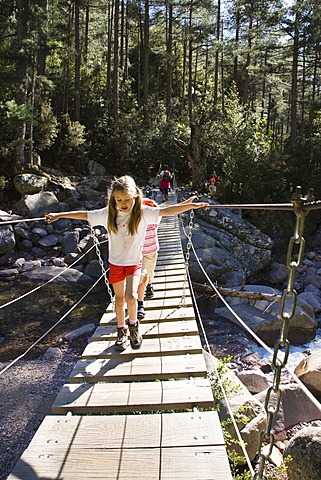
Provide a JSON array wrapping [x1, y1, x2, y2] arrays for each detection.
[[255, 383, 321, 433], [64, 323, 96, 341], [284, 426, 321, 480], [42, 347, 63, 361], [267, 261, 289, 284], [20, 266, 94, 285], [14, 226, 31, 239], [13, 173, 48, 194], [14, 192, 60, 217], [84, 259, 107, 278], [37, 234, 59, 248], [62, 231, 80, 254], [0, 226, 16, 255], [87, 160, 106, 176], [216, 285, 317, 346], [294, 349, 321, 396], [236, 369, 270, 394], [0, 269, 19, 277]]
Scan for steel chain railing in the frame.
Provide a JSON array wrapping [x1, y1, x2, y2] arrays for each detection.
[[179, 209, 194, 307], [254, 186, 315, 479], [90, 226, 115, 311]]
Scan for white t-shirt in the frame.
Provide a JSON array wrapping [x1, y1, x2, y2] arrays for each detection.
[[87, 205, 160, 266]]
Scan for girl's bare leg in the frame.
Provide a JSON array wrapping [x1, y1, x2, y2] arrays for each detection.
[[112, 280, 126, 326], [125, 274, 140, 322], [138, 272, 149, 302]]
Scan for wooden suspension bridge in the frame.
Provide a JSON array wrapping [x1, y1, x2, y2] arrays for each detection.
[[8, 207, 233, 479]]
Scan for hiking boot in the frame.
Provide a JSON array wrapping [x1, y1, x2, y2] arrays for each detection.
[[128, 321, 142, 350], [145, 284, 154, 299], [137, 303, 145, 319], [115, 327, 129, 351]]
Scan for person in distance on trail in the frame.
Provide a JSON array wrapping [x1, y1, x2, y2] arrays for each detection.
[[157, 164, 173, 202], [208, 170, 219, 199], [45, 176, 208, 352], [137, 195, 200, 320]]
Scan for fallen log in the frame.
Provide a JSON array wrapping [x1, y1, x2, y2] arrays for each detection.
[[193, 282, 281, 302]]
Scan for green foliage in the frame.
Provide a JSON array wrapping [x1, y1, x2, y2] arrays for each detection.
[[58, 114, 88, 164]]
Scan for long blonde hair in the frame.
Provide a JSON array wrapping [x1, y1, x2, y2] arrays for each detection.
[[107, 175, 143, 235]]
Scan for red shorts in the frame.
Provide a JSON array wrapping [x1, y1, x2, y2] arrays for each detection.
[[109, 263, 142, 284]]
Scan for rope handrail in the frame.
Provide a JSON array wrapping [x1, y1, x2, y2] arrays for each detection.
[[0, 272, 106, 377], [0, 238, 108, 310], [186, 266, 255, 475], [0, 216, 47, 226], [180, 219, 321, 414]]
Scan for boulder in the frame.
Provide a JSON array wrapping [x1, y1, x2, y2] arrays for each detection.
[[216, 285, 317, 346], [284, 426, 321, 480], [255, 383, 321, 433], [13, 173, 48, 194], [183, 204, 273, 287], [0, 226, 16, 255], [295, 349, 321, 396], [14, 192, 62, 217], [236, 369, 270, 394], [20, 266, 94, 285]]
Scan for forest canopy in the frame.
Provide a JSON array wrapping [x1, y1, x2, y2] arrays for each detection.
[[0, 0, 321, 211]]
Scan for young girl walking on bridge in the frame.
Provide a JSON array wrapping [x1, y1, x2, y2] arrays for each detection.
[[46, 176, 208, 352]]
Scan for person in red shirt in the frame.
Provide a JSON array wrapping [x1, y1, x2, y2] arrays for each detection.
[[158, 164, 173, 202], [208, 170, 219, 199]]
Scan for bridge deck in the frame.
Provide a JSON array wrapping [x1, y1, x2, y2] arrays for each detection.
[[8, 211, 232, 479]]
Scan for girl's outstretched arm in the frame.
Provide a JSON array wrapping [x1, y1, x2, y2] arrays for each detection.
[[159, 199, 208, 217], [45, 211, 88, 223]]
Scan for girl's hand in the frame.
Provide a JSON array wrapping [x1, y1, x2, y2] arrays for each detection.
[[185, 195, 198, 204], [45, 213, 60, 223], [191, 202, 209, 209]]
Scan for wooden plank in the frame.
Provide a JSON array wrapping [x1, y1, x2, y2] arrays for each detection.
[[93, 319, 199, 341], [154, 264, 186, 272], [161, 447, 233, 480], [52, 379, 214, 414], [9, 449, 160, 479], [68, 353, 208, 383], [24, 412, 223, 448], [101, 306, 195, 324], [143, 287, 190, 299], [82, 335, 202, 358], [152, 273, 187, 283], [144, 280, 187, 291], [9, 412, 231, 480]]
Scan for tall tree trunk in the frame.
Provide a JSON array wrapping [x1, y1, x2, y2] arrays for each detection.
[[181, 30, 187, 111], [113, 0, 120, 121], [143, 0, 150, 119], [308, 51, 319, 136], [74, 0, 81, 121], [290, 11, 299, 143], [84, 1, 89, 64], [106, 0, 114, 110], [166, 0, 173, 120], [214, 0, 221, 106], [38, 0, 48, 76], [188, 6, 193, 124], [233, 9, 240, 83], [243, 15, 252, 105], [120, 0, 125, 72], [15, 0, 30, 169]]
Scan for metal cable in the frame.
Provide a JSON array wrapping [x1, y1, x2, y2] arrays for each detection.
[[180, 219, 321, 413], [0, 216, 46, 226], [0, 239, 108, 310], [0, 272, 106, 376], [186, 265, 255, 475]]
